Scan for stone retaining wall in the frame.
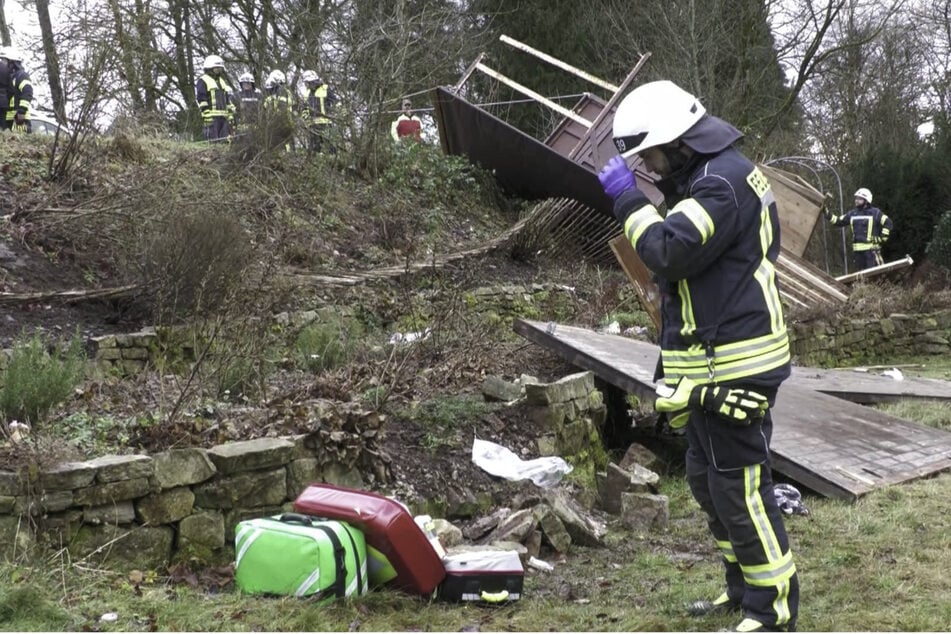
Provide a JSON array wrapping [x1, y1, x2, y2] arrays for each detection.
[[525, 371, 609, 487], [0, 431, 379, 569], [788, 309, 951, 366]]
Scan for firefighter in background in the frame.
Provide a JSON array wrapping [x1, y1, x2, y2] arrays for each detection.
[[262, 69, 294, 151], [390, 98, 422, 143], [0, 47, 33, 133], [598, 80, 798, 633], [826, 187, 893, 271], [235, 71, 262, 127], [262, 69, 293, 111], [301, 70, 336, 154], [195, 54, 235, 141]]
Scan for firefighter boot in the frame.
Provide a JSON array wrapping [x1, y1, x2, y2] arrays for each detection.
[[733, 617, 797, 632], [688, 591, 742, 617]]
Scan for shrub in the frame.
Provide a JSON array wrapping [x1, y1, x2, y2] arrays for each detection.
[[138, 208, 253, 323], [926, 210, 951, 271], [294, 318, 362, 373], [0, 330, 86, 425]]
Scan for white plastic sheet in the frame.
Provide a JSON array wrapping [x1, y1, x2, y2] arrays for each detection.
[[471, 437, 573, 488], [882, 368, 904, 381]]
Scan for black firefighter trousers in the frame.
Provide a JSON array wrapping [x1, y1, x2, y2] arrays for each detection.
[[685, 407, 799, 630]]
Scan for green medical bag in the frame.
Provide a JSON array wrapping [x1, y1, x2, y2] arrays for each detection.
[[235, 513, 368, 601]]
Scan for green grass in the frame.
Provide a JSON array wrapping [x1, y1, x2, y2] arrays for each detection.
[[397, 394, 495, 450], [874, 399, 951, 430], [6, 470, 951, 631]]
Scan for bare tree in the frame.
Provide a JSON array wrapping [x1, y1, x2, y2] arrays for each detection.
[[0, 0, 11, 46], [34, 0, 65, 120], [800, 6, 924, 166], [764, 0, 905, 139]]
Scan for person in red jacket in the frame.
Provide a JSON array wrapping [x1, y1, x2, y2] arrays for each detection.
[[390, 99, 422, 142]]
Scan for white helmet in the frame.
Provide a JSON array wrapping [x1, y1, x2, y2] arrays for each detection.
[[266, 69, 286, 86], [854, 188, 873, 204], [238, 71, 255, 84], [203, 54, 225, 70], [0, 46, 24, 63], [302, 70, 319, 83], [612, 80, 706, 158]]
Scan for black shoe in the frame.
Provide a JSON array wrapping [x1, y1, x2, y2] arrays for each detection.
[[688, 591, 742, 617]]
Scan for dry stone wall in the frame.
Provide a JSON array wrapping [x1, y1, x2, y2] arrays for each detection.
[[0, 421, 382, 569], [788, 309, 951, 366]]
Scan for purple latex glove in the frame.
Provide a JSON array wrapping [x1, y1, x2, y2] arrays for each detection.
[[598, 155, 636, 201]]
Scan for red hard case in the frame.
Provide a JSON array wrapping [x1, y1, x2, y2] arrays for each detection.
[[293, 483, 446, 595]]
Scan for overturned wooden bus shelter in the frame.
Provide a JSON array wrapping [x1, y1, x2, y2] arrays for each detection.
[[433, 35, 852, 315], [514, 319, 951, 501]]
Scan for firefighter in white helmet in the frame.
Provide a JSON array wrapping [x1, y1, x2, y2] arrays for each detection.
[[599, 80, 799, 632], [300, 70, 337, 154], [0, 47, 33, 133], [825, 187, 894, 271], [195, 54, 235, 141], [261, 69, 295, 150], [234, 71, 262, 126]]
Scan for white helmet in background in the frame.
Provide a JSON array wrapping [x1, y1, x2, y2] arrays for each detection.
[[202, 54, 225, 70], [612, 80, 706, 158], [302, 70, 319, 83], [854, 188, 873, 204], [238, 71, 255, 84], [266, 69, 286, 86], [0, 46, 24, 63]]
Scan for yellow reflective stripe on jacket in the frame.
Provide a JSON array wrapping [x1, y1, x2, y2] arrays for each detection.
[[668, 198, 714, 244], [678, 279, 696, 339], [853, 242, 880, 252], [661, 329, 790, 385], [623, 205, 663, 247], [849, 214, 875, 243], [746, 166, 785, 338], [311, 85, 331, 124], [200, 75, 232, 120], [753, 191, 783, 333], [5, 78, 32, 120]]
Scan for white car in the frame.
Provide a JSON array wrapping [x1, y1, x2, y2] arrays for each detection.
[[29, 112, 71, 136]]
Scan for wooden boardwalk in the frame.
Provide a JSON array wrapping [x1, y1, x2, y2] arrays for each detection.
[[514, 319, 951, 501]]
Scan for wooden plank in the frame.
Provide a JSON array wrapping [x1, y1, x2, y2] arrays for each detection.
[[475, 63, 592, 127], [543, 94, 609, 157], [500, 34, 619, 92], [835, 255, 914, 283], [453, 52, 485, 91], [609, 234, 661, 332], [513, 319, 951, 500], [568, 53, 652, 165], [778, 248, 850, 300], [788, 366, 951, 404], [760, 164, 824, 258]]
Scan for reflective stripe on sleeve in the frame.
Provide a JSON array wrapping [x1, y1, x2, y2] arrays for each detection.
[[668, 198, 715, 244], [623, 205, 663, 247]]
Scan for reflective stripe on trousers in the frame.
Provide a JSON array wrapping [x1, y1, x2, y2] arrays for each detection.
[[684, 408, 799, 629]]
